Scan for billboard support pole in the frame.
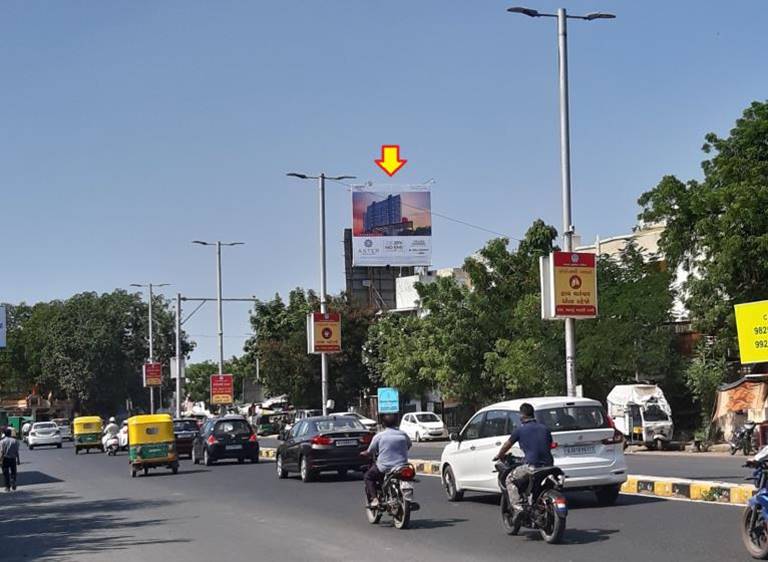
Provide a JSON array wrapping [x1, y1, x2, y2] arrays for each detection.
[[149, 283, 155, 414], [319, 173, 329, 416]]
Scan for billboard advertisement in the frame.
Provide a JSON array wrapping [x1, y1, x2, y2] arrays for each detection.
[[351, 185, 432, 266], [210, 374, 234, 405], [735, 300, 768, 364]]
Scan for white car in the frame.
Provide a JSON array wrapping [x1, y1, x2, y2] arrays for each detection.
[[329, 412, 377, 431], [53, 418, 73, 441], [400, 412, 448, 442], [440, 396, 627, 506], [28, 421, 63, 449]]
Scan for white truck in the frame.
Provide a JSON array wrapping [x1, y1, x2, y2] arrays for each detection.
[[607, 384, 674, 450]]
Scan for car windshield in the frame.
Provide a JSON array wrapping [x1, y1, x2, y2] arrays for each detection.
[[536, 406, 609, 432], [415, 413, 440, 423], [643, 405, 669, 422], [34, 423, 57, 430], [314, 418, 365, 432], [214, 420, 252, 436], [174, 420, 198, 432]]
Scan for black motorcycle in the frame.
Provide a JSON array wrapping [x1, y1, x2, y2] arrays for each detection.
[[732, 421, 759, 456], [495, 455, 568, 544], [365, 464, 420, 530], [742, 453, 768, 559]]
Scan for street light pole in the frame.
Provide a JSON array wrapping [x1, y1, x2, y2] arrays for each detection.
[[175, 292, 182, 418], [507, 6, 615, 397], [287, 171, 356, 415]]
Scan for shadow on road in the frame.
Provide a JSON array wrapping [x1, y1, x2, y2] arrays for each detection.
[[17, 470, 64, 486], [561, 528, 620, 545], [459, 490, 665, 509], [0, 489, 190, 561], [409, 517, 468, 530]]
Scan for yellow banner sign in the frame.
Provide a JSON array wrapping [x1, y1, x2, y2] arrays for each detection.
[[735, 300, 768, 364], [551, 252, 598, 318]]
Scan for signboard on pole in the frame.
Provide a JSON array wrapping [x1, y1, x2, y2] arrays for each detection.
[[377, 387, 400, 414], [307, 312, 342, 354], [170, 357, 185, 380], [210, 374, 234, 405], [351, 185, 432, 267], [540, 251, 597, 319], [735, 300, 768, 364], [143, 362, 163, 387], [0, 305, 6, 349]]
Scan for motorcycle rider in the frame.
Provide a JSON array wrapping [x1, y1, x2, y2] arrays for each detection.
[[102, 417, 120, 449], [362, 414, 411, 508], [493, 403, 554, 520]]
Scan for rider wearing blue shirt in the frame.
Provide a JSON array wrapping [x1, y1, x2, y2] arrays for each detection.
[[363, 414, 411, 507]]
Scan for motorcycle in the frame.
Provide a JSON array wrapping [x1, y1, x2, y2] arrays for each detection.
[[732, 421, 758, 456], [742, 446, 768, 558], [102, 433, 120, 456], [365, 464, 420, 530], [495, 455, 568, 544]]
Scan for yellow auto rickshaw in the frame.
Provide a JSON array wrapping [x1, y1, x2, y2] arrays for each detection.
[[127, 414, 179, 477], [73, 416, 104, 455]]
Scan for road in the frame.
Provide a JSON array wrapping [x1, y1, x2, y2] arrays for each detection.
[[1, 441, 753, 562], [261, 437, 752, 483]]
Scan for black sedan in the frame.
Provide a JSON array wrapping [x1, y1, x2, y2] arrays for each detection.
[[173, 418, 200, 459], [192, 415, 260, 466], [275, 416, 373, 482]]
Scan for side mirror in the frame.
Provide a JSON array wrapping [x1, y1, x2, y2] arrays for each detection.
[[449, 432, 460, 442]]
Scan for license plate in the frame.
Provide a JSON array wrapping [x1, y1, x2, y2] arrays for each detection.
[[335, 439, 358, 447], [226, 444, 243, 450], [564, 445, 595, 456]]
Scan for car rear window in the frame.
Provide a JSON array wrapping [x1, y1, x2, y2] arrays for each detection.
[[215, 420, 252, 436], [535, 406, 609, 432], [174, 420, 198, 432], [313, 418, 365, 433]]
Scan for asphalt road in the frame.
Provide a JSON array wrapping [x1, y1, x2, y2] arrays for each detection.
[[0, 441, 754, 562], [261, 437, 752, 483]]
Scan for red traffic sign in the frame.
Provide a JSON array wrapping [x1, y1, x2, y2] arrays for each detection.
[[210, 374, 234, 405], [143, 362, 163, 387]]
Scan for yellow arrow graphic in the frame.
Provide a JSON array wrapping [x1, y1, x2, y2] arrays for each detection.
[[375, 145, 407, 176]]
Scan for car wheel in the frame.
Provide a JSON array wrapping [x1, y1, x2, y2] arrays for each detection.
[[191, 447, 199, 465], [57, 443, 62, 449], [251, 455, 259, 464], [238, 457, 245, 464], [28, 445, 34, 450], [443, 465, 464, 502], [143, 467, 149, 476], [595, 484, 621, 506], [300, 456, 314, 483], [415, 432, 421, 443], [204, 449, 214, 467], [276, 454, 288, 479]]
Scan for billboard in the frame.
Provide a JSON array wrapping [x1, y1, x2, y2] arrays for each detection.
[[540, 252, 598, 319], [307, 312, 342, 354], [210, 374, 234, 405], [377, 387, 400, 414], [143, 362, 163, 387], [352, 185, 432, 266], [735, 300, 768, 364]]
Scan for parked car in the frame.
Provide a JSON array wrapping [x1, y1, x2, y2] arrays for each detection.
[[27, 421, 63, 449], [440, 396, 627, 506], [329, 411, 377, 432], [173, 418, 200, 459], [192, 415, 260, 466], [275, 416, 373, 482], [400, 412, 448, 442], [52, 418, 73, 441]]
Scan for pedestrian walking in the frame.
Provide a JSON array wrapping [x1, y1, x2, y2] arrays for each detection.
[[0, 427, 21, 492]]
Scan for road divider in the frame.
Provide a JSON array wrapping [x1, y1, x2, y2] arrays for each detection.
[[257, 448, 754, 505]]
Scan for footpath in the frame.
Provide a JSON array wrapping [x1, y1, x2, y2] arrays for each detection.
[[258, 446, 756, 507]]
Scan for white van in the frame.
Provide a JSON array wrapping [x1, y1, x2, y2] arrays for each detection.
[[440, 396, 627, 506]]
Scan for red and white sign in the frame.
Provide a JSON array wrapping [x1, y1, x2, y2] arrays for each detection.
[[210, 374, 234, 405], [540, 251, 598, 319], [307, 312, 342, 354], [143, 362, 163, 387]]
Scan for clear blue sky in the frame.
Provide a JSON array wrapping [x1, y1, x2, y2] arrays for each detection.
[[3, 1, 766, 363]]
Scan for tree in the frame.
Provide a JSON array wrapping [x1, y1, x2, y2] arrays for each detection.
[[638, 100, 768, 360]]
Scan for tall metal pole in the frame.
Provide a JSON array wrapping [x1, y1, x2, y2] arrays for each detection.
[[216, 241, 224, 375], [558, 8, 577, 397], [318, 173, 329, 415], [148, 283, 155, 414], [175, 292, 182, 418]]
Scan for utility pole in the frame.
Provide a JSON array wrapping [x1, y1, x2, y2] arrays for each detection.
[[287, 171, 356, 415], [131, 282, 170, 414], [175, 292, 182, 418], [507, 5, 615, 397]]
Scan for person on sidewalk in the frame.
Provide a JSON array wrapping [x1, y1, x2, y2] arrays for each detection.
[[362, 414, 411, 507], [0, 427, 21, 492]]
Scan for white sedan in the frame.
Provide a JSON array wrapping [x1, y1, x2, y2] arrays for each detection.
[[28, 421, 63, 449], [400, 412, 448, 442]]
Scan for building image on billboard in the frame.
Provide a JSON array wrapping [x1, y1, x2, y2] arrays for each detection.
[[352, 186, 432, 267]]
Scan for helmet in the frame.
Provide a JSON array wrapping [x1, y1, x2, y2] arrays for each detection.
[[109, 417, 116, 423]]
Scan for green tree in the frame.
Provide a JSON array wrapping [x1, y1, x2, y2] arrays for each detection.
[[638, 100, 768, 359]]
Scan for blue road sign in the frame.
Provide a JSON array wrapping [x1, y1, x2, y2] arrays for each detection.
[[377, 387, 399, 414]]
